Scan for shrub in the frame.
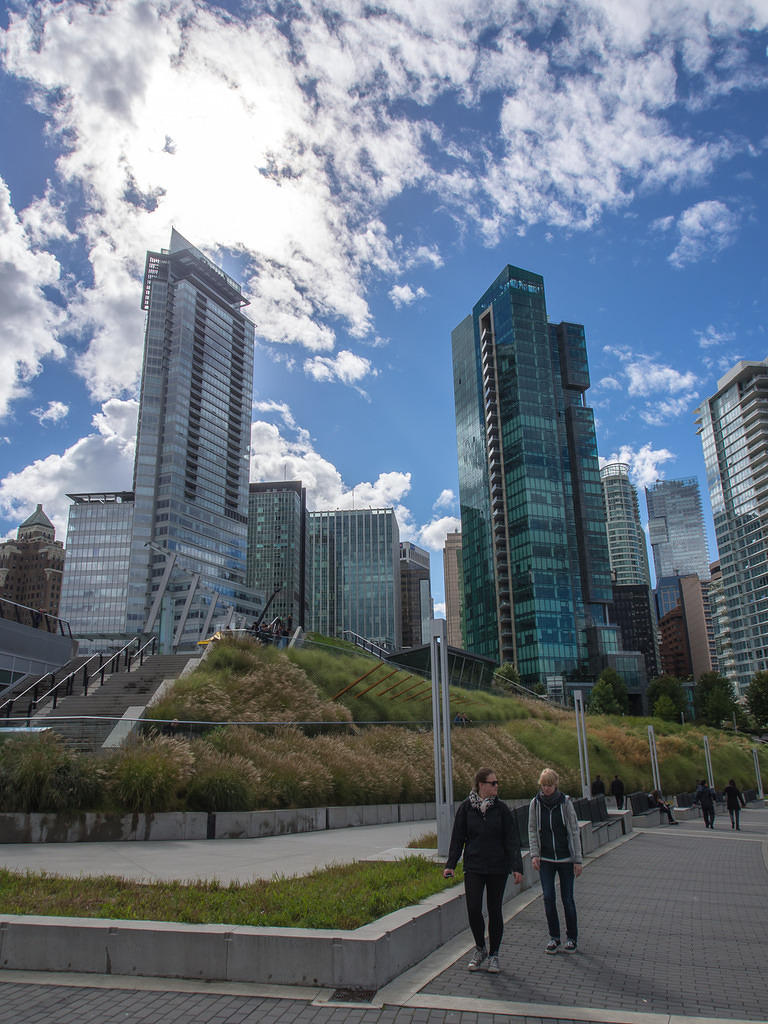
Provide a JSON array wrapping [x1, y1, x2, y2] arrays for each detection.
[[0, 733, 102, 813], [105, 738, 194, 813], [185, 747, 260, 811]]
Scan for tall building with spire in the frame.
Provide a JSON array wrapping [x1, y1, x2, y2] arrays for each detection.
[[0, 504, 65, 616], [61, 230, 259, 649], [451, 265, 641, 695], [696, 360, 768, 692]]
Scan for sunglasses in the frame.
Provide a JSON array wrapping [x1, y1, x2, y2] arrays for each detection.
[[484, 779, 499, 785]]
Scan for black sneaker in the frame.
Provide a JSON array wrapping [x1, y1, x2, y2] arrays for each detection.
[[564, 939, 577, 953], [545, 939, 561, 954]]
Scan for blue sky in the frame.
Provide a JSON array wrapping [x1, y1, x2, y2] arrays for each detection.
[[1, 0, 767, 613]]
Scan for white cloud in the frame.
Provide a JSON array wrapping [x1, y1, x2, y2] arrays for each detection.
[[651, 215, 675, 232], [639, 397, 694, 425], [433, 601, 446, 618], [0, 178, 66, 419], [418, 515, 462, 552], [600, 443, 677, 490], [695, 324, 736, 349], [303, 350, 377, 391], [30, 401, 69, 426], [433, 489, 456, 511], [597, 376, 622, 390], [625, 358, 698, 398], [389, 283, 428, 308], [0, 398, 137, 539], [668, 200, 740, 268], [0, 0, 764, 414]]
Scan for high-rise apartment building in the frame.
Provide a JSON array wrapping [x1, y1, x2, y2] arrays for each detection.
[[601, 463, 652, 586], [442, 530, 464, 647], [399, 541, 432, 648], [60, 230, 258, 649], [696, 360, 768, 693], [451, 264, 618, 689], [0, 504, 65, 616], [645, 478, 711, 582], [246, 481, 308, 631], [308, 508, 401, 651], [708, 560, 735, 681]]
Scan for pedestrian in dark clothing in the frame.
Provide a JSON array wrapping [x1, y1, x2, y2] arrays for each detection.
[[610, 774, 625, 810], [590, 775, 606, 796], [723, 779, 746, 830], [528, 767, 583, 954], [695, 779, 716, 828], [649, 789, 678, 824], [444, 767, 523, 974]]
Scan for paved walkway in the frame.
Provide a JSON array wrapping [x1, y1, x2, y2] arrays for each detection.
[[0, 806, 766, 1024]]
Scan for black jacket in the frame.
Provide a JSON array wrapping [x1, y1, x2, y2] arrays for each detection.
[[445, 798, 523, 876], [723, 783, 745, 810]]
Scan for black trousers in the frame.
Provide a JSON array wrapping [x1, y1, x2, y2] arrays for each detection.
[[464, 871, 508, 955]]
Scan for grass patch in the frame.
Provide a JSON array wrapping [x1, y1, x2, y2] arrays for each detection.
[[0, 857, 461, 930], [407, 832, 437, 849]]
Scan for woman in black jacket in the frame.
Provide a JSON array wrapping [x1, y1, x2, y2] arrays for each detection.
[[723, 779, 746, 830], [443, 767, 523, 974]]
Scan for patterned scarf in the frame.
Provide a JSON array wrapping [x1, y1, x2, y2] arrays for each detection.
[[469, 788, 496, 816]]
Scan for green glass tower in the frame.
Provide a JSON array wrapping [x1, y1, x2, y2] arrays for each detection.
[[452, 265, 614, 688]]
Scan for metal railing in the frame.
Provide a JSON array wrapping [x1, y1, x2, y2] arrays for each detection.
[[0, 596, 73, 637], [0, 635, 157, 727]]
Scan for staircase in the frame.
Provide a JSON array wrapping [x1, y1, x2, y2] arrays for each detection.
[[31, 653, 197, 753]]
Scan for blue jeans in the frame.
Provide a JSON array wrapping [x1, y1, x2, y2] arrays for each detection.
[[539, 861, 577, 942]]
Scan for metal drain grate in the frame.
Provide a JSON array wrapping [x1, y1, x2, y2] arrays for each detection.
[[329, 987, 377, 1003]]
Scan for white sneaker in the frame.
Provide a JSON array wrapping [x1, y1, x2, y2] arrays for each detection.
[[487, 954, 500, 973], [468, 947, 487, 971]]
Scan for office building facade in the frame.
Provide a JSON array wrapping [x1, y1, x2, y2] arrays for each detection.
[[645, 477, 711, 582], [246, 481, 308, 631], [60, 231, 258, 650], [442, 530, 464, 648], [0, 504, 65, 616], [308, 508, 401, 651], [451, 264, 617, 690], [696, 360, 768, 693], [399, 541, 433, 648], [59, 493, 135, 637]]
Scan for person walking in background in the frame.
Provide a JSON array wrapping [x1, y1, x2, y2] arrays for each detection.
[[528, 768, 583, 954], [723, 779, 746, 830], [610, 774, 625, 809], [590, 775, 605, 796], [695, 779, 716, 829], [443, 767, 523, 974]]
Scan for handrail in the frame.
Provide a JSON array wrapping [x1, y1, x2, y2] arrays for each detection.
[[1, 636, 157, 725], [0, 596, 73, 638]]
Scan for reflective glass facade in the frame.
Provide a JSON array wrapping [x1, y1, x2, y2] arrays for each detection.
[[308, 508, 401, 651], [399, 541, 432, 648], [59, 493, 134, 636], [601, 462, 652, 586], [696, 360, 768, 693], [126, 230, 257, 650], [645, 478, 710, 581], [452, 265, 613, 685], [246, 482, 308, 630]]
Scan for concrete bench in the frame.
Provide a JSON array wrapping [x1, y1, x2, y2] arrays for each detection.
[[628, 791, 664, 827]]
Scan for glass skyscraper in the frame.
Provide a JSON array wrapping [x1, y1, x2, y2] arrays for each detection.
[[399, 541, 432, 648], [451, 264, 614, 688], [60, 231, 259, 651], [247, 481, 308, 631], [645, 477, 711, 582], [696, 360, 768, 693], [601, 462, 652, 586], [307, 508, 401, 651], [126, 229, 257, 649]]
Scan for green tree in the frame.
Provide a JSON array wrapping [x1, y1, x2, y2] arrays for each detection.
[[694, 671, 737, 727], [588, 677, 621, 715], [597, 667, 629, 714], [745, 671, 768, 730], [652, 693, 678, 722], [492, 662, 523, 696], [646, 675, 686, 718]]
